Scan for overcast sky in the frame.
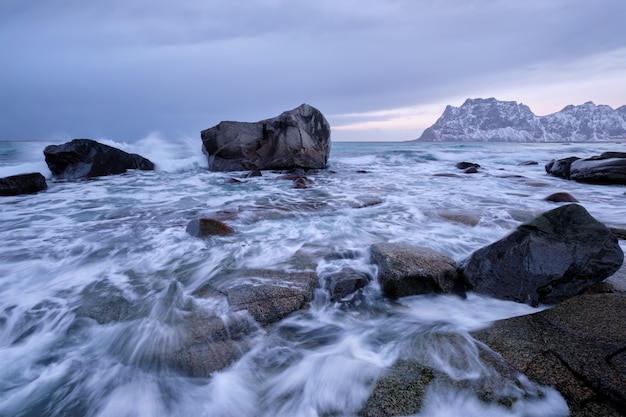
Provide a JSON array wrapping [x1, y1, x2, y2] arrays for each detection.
[[1, 0, 625, 142]]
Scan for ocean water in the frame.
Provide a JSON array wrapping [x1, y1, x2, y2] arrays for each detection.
[[1, 137, 624, 417]]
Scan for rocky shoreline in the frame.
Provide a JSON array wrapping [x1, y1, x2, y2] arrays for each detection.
[[2, 105, 626, 415]]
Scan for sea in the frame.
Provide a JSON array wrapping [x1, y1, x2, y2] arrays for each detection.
[[1, 136, 625, 417]]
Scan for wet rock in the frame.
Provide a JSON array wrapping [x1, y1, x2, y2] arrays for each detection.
[[546, 152, 626, 185], [545, 156, 580, 179], [609, 227, 626, 240], [433, 209, 480, 226], [292, 176, 313, 189], [74, 280, 135, 324], [43, 139, 154, 179], [455, 162, 481, 170], [186, 218, 234, 237], [226, 271, 317, 326], [458, 204, 624, 305], [348, 195, 383, 208], [463, 166, 479, 174], [201, 104, 331, 171], [360, 333, 553, 417], [322, 268, 371, 301], [370, 243, 457, 299], [544, 192, 579, 203], [570, 154, 626, 184], [518, 160, 539, 166], [473, 294, 626, 416], [168, 311, 261, 378], [245, 169, 262, 178], [0, 172, 47, 196]]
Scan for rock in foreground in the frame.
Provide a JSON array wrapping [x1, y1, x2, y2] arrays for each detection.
[[201, 104, 331, 171], [370, 243, 457, 299], [458, 204, 623, 305], [0, 172, 47, 196], [44, 139, 155, 179], [473, 294, 626, 416]]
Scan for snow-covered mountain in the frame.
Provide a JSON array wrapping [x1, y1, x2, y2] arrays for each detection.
[[417, 98, 626, 142]]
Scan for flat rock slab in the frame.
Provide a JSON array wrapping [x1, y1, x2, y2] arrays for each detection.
[[473, 294, 626, 416], [370, 243, 457, 299]]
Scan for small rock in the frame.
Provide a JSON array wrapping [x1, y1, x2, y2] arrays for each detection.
[[456, 162, 480, 170], [544, 192, 579, 203], [186, 218, 234, 237], [322, 268, 371, 301], [370, 243, 458, 299]]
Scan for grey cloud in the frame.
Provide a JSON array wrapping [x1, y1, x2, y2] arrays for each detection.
[[1, 0, 625, 140]]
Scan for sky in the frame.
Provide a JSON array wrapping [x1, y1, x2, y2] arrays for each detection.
[[1, 0, 626, 142]]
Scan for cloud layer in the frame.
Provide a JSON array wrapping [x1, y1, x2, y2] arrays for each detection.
[[2, 0, 625, 141]]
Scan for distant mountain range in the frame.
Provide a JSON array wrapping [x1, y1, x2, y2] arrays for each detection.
[[416, 98, 626, 142]]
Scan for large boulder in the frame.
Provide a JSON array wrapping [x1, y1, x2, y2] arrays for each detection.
[[473, 294, 626, 416], [458, 204, 624, 305], [370, 243, 458, 299], [201, 104, 331, 171], [0, 172, 47, 196], [44, 139, 155, 179], [546, 152, 626, 185]]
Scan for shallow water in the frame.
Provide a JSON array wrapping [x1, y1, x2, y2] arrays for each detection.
[[1, 137, 624, 416]]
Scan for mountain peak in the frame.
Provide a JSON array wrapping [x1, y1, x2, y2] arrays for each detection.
[[417, 98, 626, 142]]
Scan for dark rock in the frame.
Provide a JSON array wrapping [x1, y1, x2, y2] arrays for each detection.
[[370, 243, 457, 299], [43, 139, 154, 179], [201, 104, 331, 171], [545, 192, 579, 203], [547, 153, 626, 185], [322, 268, 371, 301], [473, 294, 626, 416], [545, 156, 580, 179], [463, 166, 479, 174], [0, 172, 47, 196], [569, 155, 626, 185], [518, 160, 539, 166], [292, 176, 313, 189], [609, 227, 626, 240], [356, 170, 368, 174], [167, 311, 261, 378], [455, 161, 480, 170], [186, 218, 234, 237], [459, 204, 624, 305], [245, 169, 262, 178]]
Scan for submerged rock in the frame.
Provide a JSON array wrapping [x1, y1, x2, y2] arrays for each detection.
[[370, 243, 457, 299], [0, 172, 47, 196], [473, 294, 626, 416], [168, 311, 261, 378], [201, 104, 331, 171], [186, 218, 234, 237], [360, 333, 556, 417], [458, 204, 624, 305], [44, 139, 154, 179]]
